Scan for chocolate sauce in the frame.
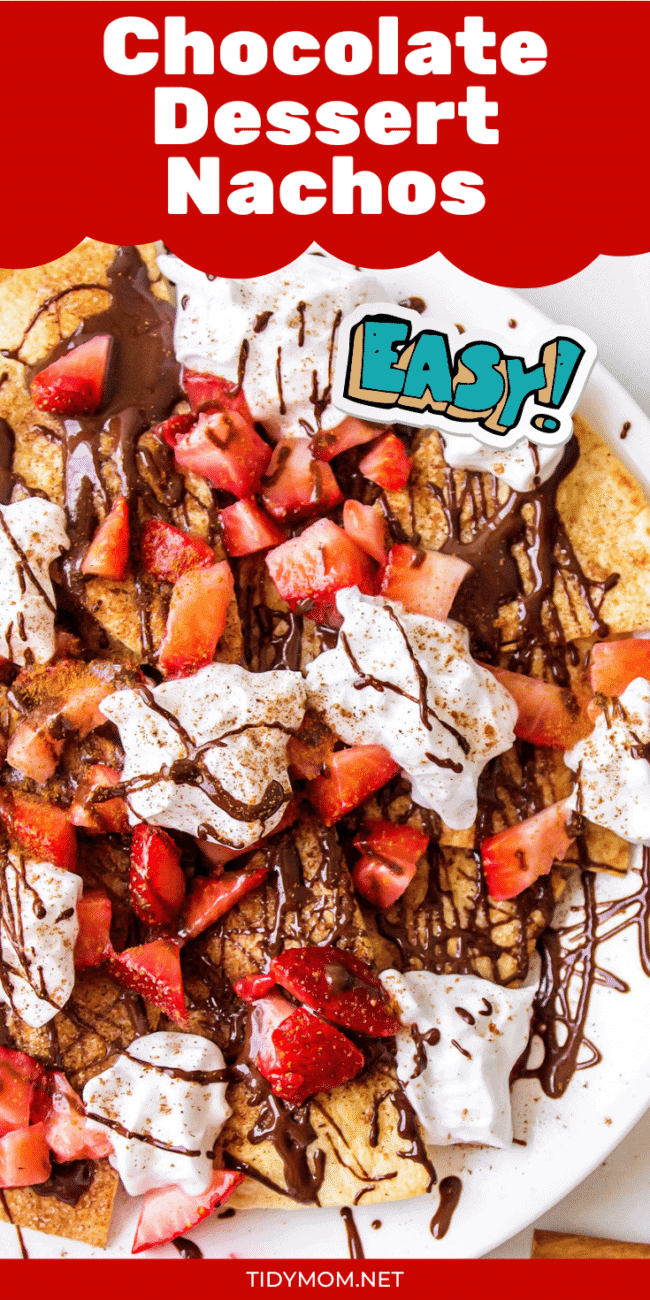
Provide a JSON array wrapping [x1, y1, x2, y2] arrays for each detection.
[[32, 1158, 95, 1206], [173, 1236, 203, 1258], [340, 1206, 365, 1259], [398, 298, 426, 314], [84, 1111, 202, 1157], [620, 421, 631, 440], [0, 418, 16, 504], [454, 1006, 475, 1026], [254, 311, 273, 334], [429, 1176, 462, 1239], [409, 1024, 440, 1078], [368, 1090, 435, 1191]]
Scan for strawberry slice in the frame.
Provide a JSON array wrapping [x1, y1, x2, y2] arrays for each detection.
[[247, 991, 295, 1077], [287, 710, 336, 781], [0, 1123, 51, 1188], [266, 518, 376, 630], [342, 500, 389, 565], [43, 1072, 112, 1162], [70, 765, 129, 835], [140, 520, 214, 583], [107, 939, 187, 1025], [233, 973, 275, 1002], [264, 1008, 365, 1106], [0, 1047, 41, 1137], [353, 820, 430, 870], [488, 667, 591, 748], [180, 865, 270, 941], [159, 561, 234, 678], [0, 792, 77, 870], [174, 410, 271, 498], [30, 335, 112, 417], [132, 1166, 244, 1255], [260, 439, 344, 522], [589, 639, 650, 697], [6, 716, 63, 783], [81, 498, 130, 581], [183, 368, 253, 424], [310, 417, 383, 463], [352, 855, 416, 909], [270, 946, 399, 1037], [220, 498, 286, 557], [153, 412, 196, 448], [380, 544, 471, 620], [130, 824, 186, 927], [8, 666, 124, 783], [306, 745, 399, 827], [481, 798, 576, 901], [74, 891, 112, 969], [358, 433, 411, 491]]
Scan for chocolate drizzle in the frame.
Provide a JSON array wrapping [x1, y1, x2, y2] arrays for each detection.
[[32, 1158, 95, 1206], [429, 1176, 462, 1239], [340, 1206, 365, 1258], [173, 1236, 203, 1258]]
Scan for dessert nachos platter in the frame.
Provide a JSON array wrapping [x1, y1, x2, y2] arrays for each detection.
[[0, 243, 649, 1261]]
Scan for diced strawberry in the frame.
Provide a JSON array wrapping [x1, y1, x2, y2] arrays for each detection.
[[70, 765, 129, 835], [6, 716, 62, 783], [30, 335, 112, 417], [589, 639, 650, 698], [310, 417, 383, 463], [270, 946, 399, 1037], [132, 1166, 244, 1255], [220, 498, 286, 557], [266, 518, 376, 630], [287, 710, 336, 781], [380, 544, 471, 620], [130, 825, 186, 927], [74, 891, 112, 969], [174, 410, 271, 498], [107, 939, 187, 1025], [481, 799, 576, 902], [233, 973, 275, 1002], [81, 498, 130, 581], [183, 368, 253, 424], [306, 745, 399, 827], [358, 433, 411, 491], [342, 500, 389, 565], [488, 667, 591, 748], [43, 1072, 112, 1162], [153, 412, 196, 448], [260, 439, 344, 523], [180, 865, 270, 941], [264, 1008, 365, 1106], [0, 1123, 51, 1187], [353, 820, 430, 870], [0, 792, 77, 870], [158, 561, 234, 678], [140, 520, 214, 583], [0, 1047, 39, 1137], [247, 991, 295, 1077], [7, 669, 120, 783], [196, 799, 299, 869], [352, 855, 417, 909]]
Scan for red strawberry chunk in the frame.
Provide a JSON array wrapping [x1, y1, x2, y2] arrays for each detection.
[[358, 433, 411, 491], [43, 1072, 112, 1162], [195, 799, 299, 870], [0, 1123, 51, 1187], [287, 710, 336, 781], [481, 798, 576, 902], [130, 824, 186, 927], [30, 335, 112, 417], [353, 820, 429, 870], [174, 410, 271, 498], [589, 638, 650, 698], [7, 668, 121, 783], [310, 417, 383, 463], [266, 518, 376, 630], [81, 497, 130, 581], [6, 716, 63, 783], [264, 1008, 365, 1106], [0, 1046, 41, 1137], [220, 498, 286, 557], [153, 412, 196, 448], [140, 520, 214, 583], [488, 667, 591, 748], [342, 500, 389, 565], [70, 765, 129, 835], [233, 973, 275, 1002], [380, 544, 471, 620], [270, 946, 399, 1037], [132, 1166, 244, 1255], [159, 561, 234, 678], [180, 865, 270, 941], [74, 891, 112, 969], [0, 793, 77, 870], [352, 855, 417, 909], [260, 439, 343, 522], [306, 745, 399, 827], [107, 939, 187, 1025], [183, 368, 253, 424], [247, 991, 295, 1077]]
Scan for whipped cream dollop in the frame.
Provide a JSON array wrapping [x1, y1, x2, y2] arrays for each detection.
[[83, 1032, 230, 1196], [305, 588, 516, 829], [440, 433, 564, 493], [565, 678, 650, 843], [0, 853, 82, 1028], [381, 967, 538, 1148], [157, 251, 383, 440], [0, 498, 69, 666], [101, 663, 306, 848]]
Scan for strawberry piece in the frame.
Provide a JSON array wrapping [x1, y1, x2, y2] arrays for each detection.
[[358, 433, 411, 491], [7, 666, 122, 783], [183, 368, 253, 424], [6, 716, 62, 783], [30, 335, 112, 417], [270, 946, 399, 1037], [0, 1123, 51, 1187], [140, 520, 214, 583], [352, 855, 417, 909], [132, 1166, 244, 1255], [158, 561, 234, 678], [488, 667, 591, 748], [180, 865, 270, 941], [266, 518, 376, 630], [342, 500, 389, 565], [107, 939, 187, 1025], [265, 1008, 365, 1106], [260, 438, 343, 523], [247, 991, 295, 1077], [81, 498, 130, 581], [306, 745, 399, 827], [380, 544, 471, 620], [0, 1047, 41, 1137], [220, 498, 286, 557], [233, 973, 275, 1002], [130, 824, 186, 927], [287, 709, 336, 781], [481, 799, 576, 902], [589, 638, 650, 698], [174, 410, 271, 498], [74, 890, 112, 969], [0, 792, 77, 870], [70, 765, 129, 835], [43, 1072, 112, 1162], [310, 417, 382, 463], [196, 798, 299, 869], [353, 820, 430, 870], [153, 412, 196, 448]]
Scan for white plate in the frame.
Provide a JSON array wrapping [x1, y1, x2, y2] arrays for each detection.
[[3, 252, 650, 1262]]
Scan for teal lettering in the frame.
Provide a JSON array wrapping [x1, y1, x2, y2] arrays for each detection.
[[454, 342, 504, 412], [500, 358, 547, 429], [401, 331, 453, 403], [360, 318, 409, 393]]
